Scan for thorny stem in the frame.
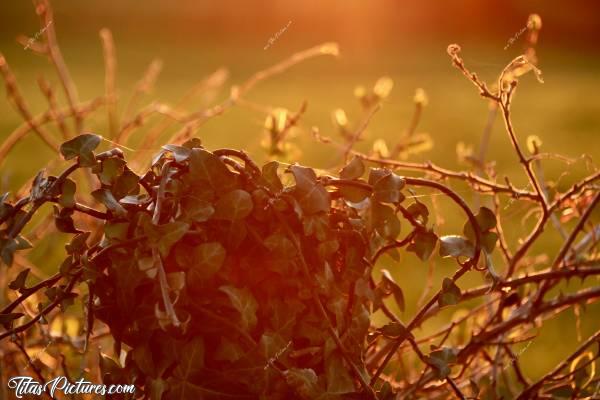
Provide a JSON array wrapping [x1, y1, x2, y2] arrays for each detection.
[[517, 328, 600, 399]]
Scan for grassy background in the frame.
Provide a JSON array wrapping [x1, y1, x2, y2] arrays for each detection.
[[1, 0, 599, 382]]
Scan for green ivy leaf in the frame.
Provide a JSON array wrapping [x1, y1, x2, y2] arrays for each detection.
[[464, 206, 497, 242], [340, 185, 371, 203], [163, 144, 192, 163], [53, 206, 81, 234], [98, 158, 126, 186], [60, 133, 102, 167], [283, 368, 323, 399], [380, 269, 405, 312], [379, 321, 409, 339], [145, 221, 190, 257], [373, 172, 405, 204], [427, 347, 457, 379], [213, 189, 253, 221], [481, 231, 498, 254], [185, 242, 226, 281], [219, 285, 258, 331], [438, 278, 461, 307], [215, 337, 245, 363], [180, 197, 214, 222], [104, 222, 129, 241], [8, 268, 30, 291], [476, 206, 496, 231], [58, 178, 76, 208], [289, 165, 330, 215], [189, 148, 236, 193], [339, 156, 365, 180], [264, 234, 297, 258], [368, 168, 390, 185], [113, 170, 140, 200], [302, 213, 330, 241], [173, 337, 205, 379], [406, 201, 429, 225], [439, 235, 474, 258], [407, 230, 438, 261], [370, 202, 401, 239], [325, 353, 355, 394], [92, 188, 127, 217], [262, 161, 283, 192]]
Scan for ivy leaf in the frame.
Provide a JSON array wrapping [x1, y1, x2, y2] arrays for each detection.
[[407, 230, 438, 261], [318, 239, 339, 260], [92, 189, 127, 217], [340, 185, 371, 203], [289, 165, 330, 215], [476, 206, 497, 231], [464, 206, 497, 241], [373, 172, 405, 204], [97, 158, 126, 186], [219, 285, 258, 331], [113, 170, 140, 199], [8, 268, 30, 292], [167, 272, 186, 291], [53, 206, 81, 234], [283, 368, 323, 399], [339, 156, 365, 180], [163, 144, 192, 163], [406, 201, 429, 225], [370, 202, 401, 239], [427, 347, 457, 379], [104, 222, 129, 241], [379, 321, 409, 339], [184, 242, 226, 281], [368, 168, 390, 185], [481, 231, 498, 254], [325, 353, 355, 394], [65, 232, 90, 255], [302, 213, 330, 241], [380, 269, 405, 312], [215, 338, 245, 363], [262, 161, 283, 192], [189, 148, 236, 193], [439, 235, 474, 259], [180, 197, 214, 222], [137, 256, 157, 279], [438, 278, 461, 307], [58, 178, 76, 208], [60, 133, 102, 167], [264, 234, 297, 258], [149, 379, 168, 400], [145, 221, 190, 257], [173, 337, 204, 377], [213, 189, 253, 221]]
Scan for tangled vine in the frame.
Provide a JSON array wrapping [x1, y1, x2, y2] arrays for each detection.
[[0, 2, 599, 399]]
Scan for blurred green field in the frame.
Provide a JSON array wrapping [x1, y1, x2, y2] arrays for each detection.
[[1, 0, 599, 383]]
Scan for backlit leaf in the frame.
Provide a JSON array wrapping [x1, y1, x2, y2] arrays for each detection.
[[60, 133, 102, 167], [213, 189, 253, 221], [185, 242, 226, 281], [439, 235, 474, 259], [219, 285, 258, 330], [438, 278, 461, 307]]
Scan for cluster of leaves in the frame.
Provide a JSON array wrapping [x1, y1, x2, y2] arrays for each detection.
[[0, 130, 497, 399]]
